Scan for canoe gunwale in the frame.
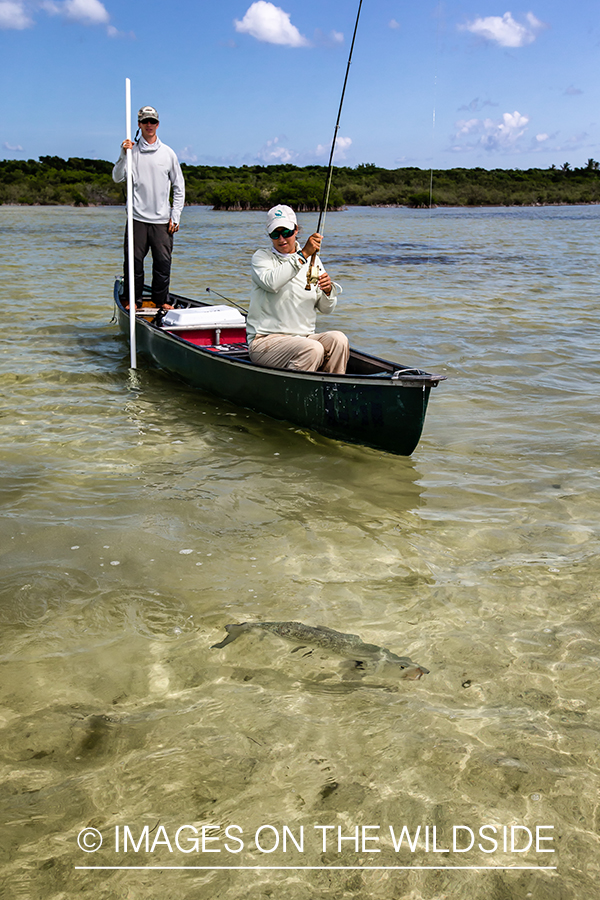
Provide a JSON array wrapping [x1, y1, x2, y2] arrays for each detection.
[[113, 280, 445, 390], [112, 279, 445, 455]]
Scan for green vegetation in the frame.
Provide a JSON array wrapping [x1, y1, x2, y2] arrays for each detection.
[[1, 156, 599, 208], [0, 156, 119, 206]]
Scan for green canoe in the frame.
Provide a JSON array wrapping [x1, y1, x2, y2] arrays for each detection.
[[113, 280, 445, 456]]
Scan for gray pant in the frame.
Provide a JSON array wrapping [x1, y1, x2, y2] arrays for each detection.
[[123, 220, 174, 307]]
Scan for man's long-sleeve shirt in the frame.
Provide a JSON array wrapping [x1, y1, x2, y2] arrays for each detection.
[[112, 137, 185, 226]]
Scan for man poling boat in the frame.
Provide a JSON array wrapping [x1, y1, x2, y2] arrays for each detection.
[[113, 82, 185, 370], [112, 0, 445, 454]]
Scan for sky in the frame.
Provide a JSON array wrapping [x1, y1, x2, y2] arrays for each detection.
[[1, 0, 599, 170]]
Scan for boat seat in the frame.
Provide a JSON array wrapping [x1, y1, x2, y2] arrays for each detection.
[[205, 345, 251, 360]]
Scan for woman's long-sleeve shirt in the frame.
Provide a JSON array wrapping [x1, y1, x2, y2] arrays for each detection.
[[246, 244, 342, 343]]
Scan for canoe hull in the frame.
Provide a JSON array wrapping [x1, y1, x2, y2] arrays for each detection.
[[114, 284, 442, 455]]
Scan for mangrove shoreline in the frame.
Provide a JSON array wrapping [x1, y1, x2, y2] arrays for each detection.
[[1, 156, 599, 210]]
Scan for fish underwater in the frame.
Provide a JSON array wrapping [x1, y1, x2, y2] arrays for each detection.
[[211, 621, 429, 680]]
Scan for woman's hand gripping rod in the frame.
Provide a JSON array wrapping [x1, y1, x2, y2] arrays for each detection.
[[303, 232, 323, 291]]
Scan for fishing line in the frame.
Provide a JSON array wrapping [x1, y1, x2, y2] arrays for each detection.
[[423, 3, 443, 301], [423, 74, 437, 291], [304, 0, 363, 289], [428, 2, 444, 211], [316, 0, 364, 238], [429, 93, 436, 210], [205, 287, 248, 315]]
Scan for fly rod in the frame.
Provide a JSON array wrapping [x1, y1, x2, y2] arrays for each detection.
[[206, 287, 248, 315], [306, 0, 364, 290]]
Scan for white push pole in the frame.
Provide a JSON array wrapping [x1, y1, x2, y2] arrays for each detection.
[[125, 78, 137, 369]]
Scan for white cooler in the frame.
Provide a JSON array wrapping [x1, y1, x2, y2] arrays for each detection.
[[161, 305, 246, 329]]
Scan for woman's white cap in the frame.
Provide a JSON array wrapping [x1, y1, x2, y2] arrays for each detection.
[[266, 204, 297, 233]]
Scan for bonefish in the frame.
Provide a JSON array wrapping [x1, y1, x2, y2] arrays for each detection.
[[211, 621, 429, 680]]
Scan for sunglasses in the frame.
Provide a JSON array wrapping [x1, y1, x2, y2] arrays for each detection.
[[140, 118, 158, 125], [269, 227, 296, 239]]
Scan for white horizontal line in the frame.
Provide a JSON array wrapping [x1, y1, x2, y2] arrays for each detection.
[[75, 865, 557, 871]]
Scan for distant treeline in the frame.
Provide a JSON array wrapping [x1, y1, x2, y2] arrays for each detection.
[[1, 155, 599, 209]]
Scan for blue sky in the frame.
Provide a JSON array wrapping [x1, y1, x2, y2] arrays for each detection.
[[1, 1, 598, 169]]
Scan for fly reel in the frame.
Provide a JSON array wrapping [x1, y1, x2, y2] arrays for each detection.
[[304, 263, 320, 290]]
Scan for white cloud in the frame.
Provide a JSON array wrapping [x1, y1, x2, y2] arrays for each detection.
[[41, 0, 116, 31], [64, 0, 108, 24], [316, 135, 352, 161], [528, 130, 588, 156], [44, 0, 109, 24], [0, 1, 33, 29], [1, 0, 123, 34], [460, 11, 546, 48], [495, 110, 529, 144], [257, 136, 297, 163], [313, 27, 343, 47], [335, 136, 352, 155], [234, 1, 309, 47], [107, 24, 135, 38], [178, 146, 198, 163], [389, 19, 400, 30], [455, 118, 480, 137], [451, 110, 530, 152], [3, 141, 24, 151]]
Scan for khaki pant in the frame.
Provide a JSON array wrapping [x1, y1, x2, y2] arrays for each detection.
[[249, 332, 350, 374]]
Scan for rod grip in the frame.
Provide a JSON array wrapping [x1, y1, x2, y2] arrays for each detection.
[[304, 252, 318, 291]]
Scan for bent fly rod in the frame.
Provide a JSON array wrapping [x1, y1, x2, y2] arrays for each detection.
[[306, 0, 364, 289]]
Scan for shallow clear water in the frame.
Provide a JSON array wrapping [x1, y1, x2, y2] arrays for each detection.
[[0, 204, 599, 899]]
